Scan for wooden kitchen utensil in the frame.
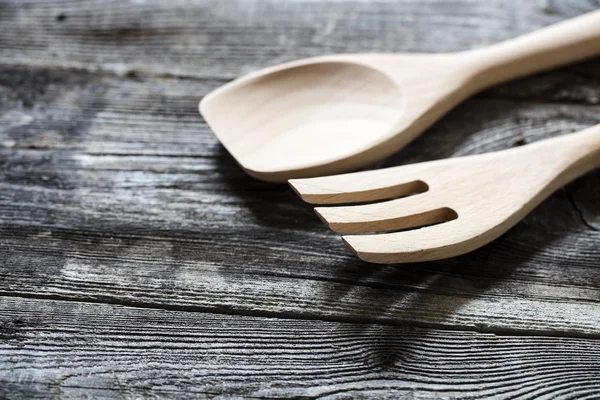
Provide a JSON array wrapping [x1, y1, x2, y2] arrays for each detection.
[[200, 10, 600, 182], [289, 124, 600, 264]]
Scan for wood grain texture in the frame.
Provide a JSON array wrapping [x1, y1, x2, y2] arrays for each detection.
[[2, 297, 600, 399], [1, 0, 600, 397], [1, 64, 600, 337], [1, 0, 600, 79]]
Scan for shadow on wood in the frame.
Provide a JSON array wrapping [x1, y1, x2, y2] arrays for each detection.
[[215, 144, 326, 232]]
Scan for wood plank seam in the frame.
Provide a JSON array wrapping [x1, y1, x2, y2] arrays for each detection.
[[1, 291, 600, 341], [1, 61, 599, 107]]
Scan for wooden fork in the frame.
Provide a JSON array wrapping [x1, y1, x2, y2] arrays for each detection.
[[289, 125, 600, 264]]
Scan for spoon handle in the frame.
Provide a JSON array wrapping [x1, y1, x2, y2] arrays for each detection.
[[466, 10, 600, 89]]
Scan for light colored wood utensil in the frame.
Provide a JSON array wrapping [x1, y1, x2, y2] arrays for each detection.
[[289, 125, 600, 264], [200, 10, 600, 182]]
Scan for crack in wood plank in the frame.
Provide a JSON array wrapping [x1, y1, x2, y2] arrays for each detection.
[[1, 291, 600, 340]]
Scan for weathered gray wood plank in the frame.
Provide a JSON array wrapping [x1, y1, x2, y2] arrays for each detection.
[[1, 65, 599, 336], [1, 297, 600, 399], [2, 1, 600, 397], [1, 0, 600, 81]]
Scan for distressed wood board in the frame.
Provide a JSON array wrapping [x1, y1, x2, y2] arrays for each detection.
[[1, 0, 599, 398], [2, 297, 600, 399]]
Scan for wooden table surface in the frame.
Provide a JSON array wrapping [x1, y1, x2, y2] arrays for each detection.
[[1, 1, 600, 398]]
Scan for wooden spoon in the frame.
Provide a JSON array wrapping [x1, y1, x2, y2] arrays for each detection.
[[289, 124, 600, 264], [200, 10, 600, 182]]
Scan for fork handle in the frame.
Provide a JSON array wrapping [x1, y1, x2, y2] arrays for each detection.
[[465, 10, 600, 89], [541, 124, 600, 188]]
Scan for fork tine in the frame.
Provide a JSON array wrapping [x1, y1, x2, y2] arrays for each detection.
[[288, 165, 426, 204], [315, 195, 456, 234], [342, 220, 478, 264]]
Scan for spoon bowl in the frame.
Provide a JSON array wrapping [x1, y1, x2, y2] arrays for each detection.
[[201, 53, 468, 181], [200, 60, 403, 180]]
